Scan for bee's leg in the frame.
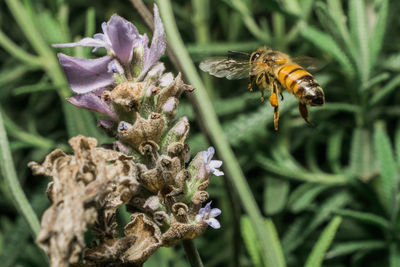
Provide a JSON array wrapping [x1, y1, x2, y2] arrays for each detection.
[[298, 102, 314, 126], [269, 79, 280, 131], [248, 74, 255, 92], [280, 92, 284, 101], [256, 74, 265, 102]]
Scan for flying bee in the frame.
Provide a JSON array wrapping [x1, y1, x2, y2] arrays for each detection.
[[199, 46, 325, 131]]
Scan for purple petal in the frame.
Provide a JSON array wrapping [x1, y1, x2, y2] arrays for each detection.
[[210, 208, 221, 218], [66, 93, 118, 120], [211, 169, 224, 176], [206, 218, 221, 229], [108, 59, 124, 74], [204, 201, 212, 211], [58, 53, 114, 94], [92, 87, 107, 97], [113, 141, 132, 154], [105, 14, 139, 64], [159, 72, 174, 87], [198, 207, 207, 218], [207, 146, 215, 162], [53, 37, 106, 49], [98, 118, 115, 129], [162, 97, 177, 113], [140, 4, 166, 78], [202, 151, 209, 165], [209, 160, 222, 169]]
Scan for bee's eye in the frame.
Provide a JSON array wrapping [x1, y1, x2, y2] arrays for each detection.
[[251, 52, 260, 62]]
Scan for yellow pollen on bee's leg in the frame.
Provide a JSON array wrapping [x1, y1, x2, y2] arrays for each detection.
[[269, 93, 278, 107]]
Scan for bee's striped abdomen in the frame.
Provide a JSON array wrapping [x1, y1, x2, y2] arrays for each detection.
[[276, 63, 313, 96]]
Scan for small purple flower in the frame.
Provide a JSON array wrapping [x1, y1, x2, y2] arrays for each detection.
[[118, 121, 132, 133], [202, 146, 224, 176], [198, 201, 221, 229]]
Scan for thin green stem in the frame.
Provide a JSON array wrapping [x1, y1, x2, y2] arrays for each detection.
[[0, 30, 43, 67], [0, 109, 41, 237], [2, 110, 56, 149], [182, 239, 204, 267], [156, 1, 285, 266]]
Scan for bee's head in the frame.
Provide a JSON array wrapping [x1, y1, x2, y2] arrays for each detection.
[[303, 88, 325, 106]]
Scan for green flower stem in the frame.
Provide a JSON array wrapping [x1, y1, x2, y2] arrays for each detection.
[[182, 239, 204, 267], [0, 109, 41, 237], [156, 1, 285, 266]]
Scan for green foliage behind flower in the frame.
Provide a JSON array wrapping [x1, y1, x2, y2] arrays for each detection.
[[1, 0, 400, 266]]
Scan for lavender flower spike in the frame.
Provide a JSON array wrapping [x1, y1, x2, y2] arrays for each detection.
[[198, 201, 221, 229], [202, 146, 224, 176]]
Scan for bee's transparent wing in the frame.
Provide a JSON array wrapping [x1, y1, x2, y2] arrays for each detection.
[[199, 57, 251, 80], [292, 56, 326, 72]]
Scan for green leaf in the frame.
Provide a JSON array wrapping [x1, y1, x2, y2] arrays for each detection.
[[307, 192, 350, 232], [284, 192, 350, 255], [281, 0, 302, 17], [241, 215, 263, 267], [325, 0, 358, 63], [299, 0, 316, 20], [85, 8, 96, 37], [349, 128, 376, 182], [0, 65, 37, 88], [221, 96, 296, 147], [299, 25, 355, 77], [263, 177, 289, 215], [317, 103, 360, 114], [361, 72, 390, 92], [257, 154, 348, 184], [304, 216, 342, 267], [0, 109, 40, 237], [37, 10, 65, 45], [382, 52, 400, 71], [349, 0, 370, 83], [264, 218, 286, 267], [287, 184, 330, 213], [327, 130, 344, 173], [326, 240, 385, 259], [374, 121, 398, 213], [370, 75, 400, 105], [282, 215, 308, 255], [395, 122, 400, 168], [332, 208, 390, 229], [13, 83, 55, 95], [369, 0, 388, 68], [390, 243, 400, 267]]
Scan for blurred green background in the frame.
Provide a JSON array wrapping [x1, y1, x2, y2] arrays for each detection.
[[1, 0, 400, 266]]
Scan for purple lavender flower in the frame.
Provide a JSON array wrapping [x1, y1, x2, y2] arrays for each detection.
[[54, 5, 165, 86], [198, 201, 221, 229], [53, 5, 166, 119], [202, 147, 224, 176]]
